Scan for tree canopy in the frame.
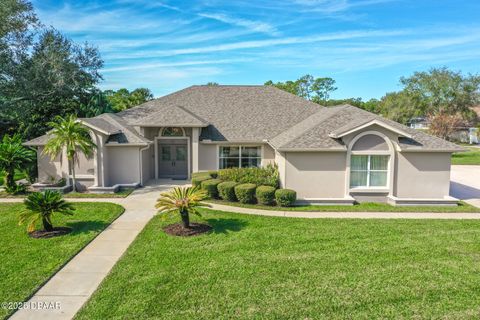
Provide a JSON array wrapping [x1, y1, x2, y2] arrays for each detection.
[[104, 88, 154, 112]]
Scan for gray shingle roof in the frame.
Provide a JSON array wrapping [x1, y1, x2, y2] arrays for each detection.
[[118, 85, 322, 142], [23, 134, 52, 146], [96, 113, 150, 145], [270, 105, 464, 152], [127, 105, 209, 127], [78, 118, 122, 135]]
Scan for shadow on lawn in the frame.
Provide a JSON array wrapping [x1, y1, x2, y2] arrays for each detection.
[[66, 220, 110, 235], [206, 218, 248, 234]]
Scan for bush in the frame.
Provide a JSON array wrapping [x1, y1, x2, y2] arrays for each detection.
[[234, 183, 257, 204], [217, 181, 238, 201], [256, 186, 276, 205], [217, 164, 279, 188], [275, 189, 297, 207], [192, 175, 210, 187], [208, 170, 218, 178], [201, 179, 222, 198], [5, 183, 28, 195]]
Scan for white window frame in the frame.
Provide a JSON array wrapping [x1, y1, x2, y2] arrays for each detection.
[[350, 154, 389, 188], [217, 145, 262, 169]]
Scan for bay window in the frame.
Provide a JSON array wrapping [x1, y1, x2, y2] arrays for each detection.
[[350, 155, 389, 188], [219, 146, 261, 169]]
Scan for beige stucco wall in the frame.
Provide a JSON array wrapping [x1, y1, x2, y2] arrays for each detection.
[[262, 144, 275, 166], [74, 152, 95, 176], [394, 152, 451, 199], [105, 146, 141, 185], [283, 152, 347, 199], [37, 147, 63, 183], [198, 143, 218, 171]]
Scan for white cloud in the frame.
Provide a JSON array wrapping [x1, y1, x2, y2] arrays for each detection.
[[198, 13, 278, 35]]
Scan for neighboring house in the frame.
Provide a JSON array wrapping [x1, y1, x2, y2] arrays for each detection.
[[407, 117, 430, 129], [25, 85, 464, 205]]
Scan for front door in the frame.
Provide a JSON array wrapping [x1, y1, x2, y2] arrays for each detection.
[[158, 140, 188, 179]]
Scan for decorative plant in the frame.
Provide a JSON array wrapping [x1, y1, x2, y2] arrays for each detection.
[[0, 134, 35, 191], [19, 190, 75, 232], [155, 186, 209, 228], [43, 115, 96, 192]]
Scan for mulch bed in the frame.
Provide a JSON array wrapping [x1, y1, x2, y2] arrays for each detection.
[[163, 223, 212, 237], [29, 227, 72, 239]]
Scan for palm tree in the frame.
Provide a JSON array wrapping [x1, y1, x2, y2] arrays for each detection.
[[19, 190, 75, 232], [0, 134, 35, 190], [155, 186, 209, 228], [43, 115, 96, 192]]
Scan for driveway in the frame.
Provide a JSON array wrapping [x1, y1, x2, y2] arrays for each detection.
[[450, 165, 480, 207]]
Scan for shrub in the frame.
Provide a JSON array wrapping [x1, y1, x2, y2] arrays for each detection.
[[192, 175, 210, 188], [208, 170, 218, 178], [256, 185, 276, 205], [234, 183, 257, 204], [217, 163, 279, 188], [201, 179, 222, 198], [217, 181, 238, 201], [275, 189, 297, 207]]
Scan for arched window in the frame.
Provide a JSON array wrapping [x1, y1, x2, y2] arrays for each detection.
[[161, 127, 184, 137], [349, 133, 392, 189]]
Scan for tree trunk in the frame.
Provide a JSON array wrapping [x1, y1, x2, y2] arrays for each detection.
[[71, 158, 77, 193], [42, 216, 53, 232], [180, 209, 190, 228], [5, 169, 15, 190]]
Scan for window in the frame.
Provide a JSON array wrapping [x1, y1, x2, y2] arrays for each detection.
[[219, 146, 261, 169], [161, 127, 184, 137], [350, 155, 389, 188]]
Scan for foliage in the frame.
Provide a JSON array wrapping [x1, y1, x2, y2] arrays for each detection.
[[43, 115, 96, 192], [19, 190, 75, 232], [191, 174, 212, 187], [104, 88, 153, 112], [234, 183, 257, 204], [265, 75, 337, 103], [255, 185, 276, 206], [0, 202, 123, 319], [200, 179, 222, 199], [5, 183, 27, 195], [0, 134, 34, 190], [377, 91, 421, 124], [205, 82, 219, 86], [155, 186, 209, 228], [1, 26, 103, 139], [428, 112, 465, 140], [275, 189, 297, 207], [217, 164, 279, 188], [217, 181, 238, 201]]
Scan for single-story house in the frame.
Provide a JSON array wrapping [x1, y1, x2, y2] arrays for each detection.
[[25, 85, 464, 205]]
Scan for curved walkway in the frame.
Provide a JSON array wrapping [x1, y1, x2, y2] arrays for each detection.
[[208, 203, 480, 219]]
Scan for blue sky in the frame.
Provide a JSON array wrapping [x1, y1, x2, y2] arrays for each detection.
[[32, 0, 480, 100]]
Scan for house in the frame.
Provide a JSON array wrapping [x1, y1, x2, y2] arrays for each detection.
[[24, 85, 464, 205], [407, 117, 430, 129]]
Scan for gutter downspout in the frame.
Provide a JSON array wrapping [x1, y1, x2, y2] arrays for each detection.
[[139, 143, 152, 186]]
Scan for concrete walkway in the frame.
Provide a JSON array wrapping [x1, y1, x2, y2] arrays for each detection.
[[208, 203, 480, 219], [450, 165, 480, 208], [11, 180, 189, 320]]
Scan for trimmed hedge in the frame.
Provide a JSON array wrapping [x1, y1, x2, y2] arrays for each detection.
[[208, 170, 218, 178], [275, 189, 297, 207], [192, 175, 211, 187], [217, 181, 238, 201], [217, 164, 279, 188], [234, 183, 257, 204], [256, 185, 276, 205], [201, 179, 222, 198]]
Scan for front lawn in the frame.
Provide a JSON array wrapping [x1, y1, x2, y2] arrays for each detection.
[[0, 202, 124, 319], [0, 188, 134, 199], [452, 146, 480, 165], [207, 199, 480, 213], [77, 209, 480, 319]]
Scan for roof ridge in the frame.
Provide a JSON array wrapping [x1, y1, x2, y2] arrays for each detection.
[[270, 106, 347, 148], [174, 105, 209, 124]]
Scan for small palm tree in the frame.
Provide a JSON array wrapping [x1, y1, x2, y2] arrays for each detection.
[[0, 134, 35, 190], [43, 115, 96, 192], [19, 190, 75, 232], [155, 186, 209, 228]]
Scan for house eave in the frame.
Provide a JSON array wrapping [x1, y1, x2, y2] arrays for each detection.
[[329, 119, 413, 139]]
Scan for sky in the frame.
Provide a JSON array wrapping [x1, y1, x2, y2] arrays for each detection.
[[32, 0, 480, 100]]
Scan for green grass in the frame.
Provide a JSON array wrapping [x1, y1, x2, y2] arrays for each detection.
[[64, 188, 134, 198], [206, 199, 480, 213], [0, 202, 124, 319], [76, 209, 480, 319], [452, 147, 480, 165]]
